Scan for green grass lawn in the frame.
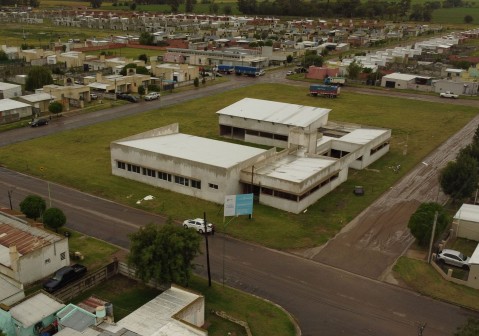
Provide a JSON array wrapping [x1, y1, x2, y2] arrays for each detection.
[[394, 257, 479, 310], [0, 83, 476, 250]]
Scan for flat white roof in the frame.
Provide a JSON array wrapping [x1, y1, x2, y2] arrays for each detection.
[[0, 99, 31, 111], [454, 204, 479, 223], [117, 133, 266, 169], [20, 92, 53, 102], [470, 243, 479, 264], [216, 98, 330, 128], [10, 292, 64, 328], [0, 82, 20, 91], [101, 286, 204, 336], [255, 154, 337, 183], [383, 73, 420, 81], [339, 129, 389, 145], [88, 83, 109, 90]]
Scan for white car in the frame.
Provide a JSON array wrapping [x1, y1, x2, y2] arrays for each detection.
[[436, 249, 470, 269], [144, 92, 160, 101], [286, 71, 294, 76], [183, 218, 214, 234], [440, 91, 459, 99]]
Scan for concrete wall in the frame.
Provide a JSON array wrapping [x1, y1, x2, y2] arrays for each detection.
[[0, 85, 22, 99], [455, 219, 479, 241]]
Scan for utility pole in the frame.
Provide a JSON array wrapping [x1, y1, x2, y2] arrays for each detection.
[[7, 189, 14, 210], [428, 211, 438, 263], [203, 212, 212, 287]]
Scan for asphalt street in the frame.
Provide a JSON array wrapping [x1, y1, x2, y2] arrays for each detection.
[[1, 73, 479, 335]]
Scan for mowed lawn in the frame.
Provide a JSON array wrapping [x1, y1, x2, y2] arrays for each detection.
[[0, 83, 476, 250]]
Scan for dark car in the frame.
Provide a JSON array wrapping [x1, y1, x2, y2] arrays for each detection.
[[43, 264, 87, 292], [124, 94, 139, 103], [30, 118, 49, 127]]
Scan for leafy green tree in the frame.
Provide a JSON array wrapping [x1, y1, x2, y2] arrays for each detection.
[[43, 207, 66, 232], [347, 60, 362, 79], [90, 0, 103, 8], [120, 63, 149, 76], [473, 125, 479, 145], [49, 101, 63, 115], [455, 318, 479, 336], [138, 54, 148, 63], [185, 0, 194, 12], [128, 223, 202, 287], [0, 50, 8, 61], [20, 195, 46, 221], [130, 2, 136, 10], [237, 0, 256, 14], [139, 32, 154, 46], [138, 85, 145, 96], [286, 55, 293, 63], [169, 0, 181, 12], [464, 15, 474, 24], [304, 50, 323, 67], [408, 202, 449, 247], [224, 4, 232, 14], [439, 156, 479, 201], [210, 1, 219, 13], [25, 66, 53, 92]]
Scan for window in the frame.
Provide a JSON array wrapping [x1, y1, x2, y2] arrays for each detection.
[[45, 258, 51, 264], [175, 176, 189, 186], [117, 161, 126, 169], [208, 183, 218, 189], [191, 179, 201, 189], [60, 252, 66, 260], [142, 168, 156, 177], [128, 164, 140, 173], [158, 171, 172, 181]]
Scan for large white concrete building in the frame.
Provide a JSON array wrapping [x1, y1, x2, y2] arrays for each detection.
[[110, 99, 391, 213], [0, 82, 22, 99]]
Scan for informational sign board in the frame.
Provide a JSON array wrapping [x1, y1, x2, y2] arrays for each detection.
[[224, 193, 253, 217]]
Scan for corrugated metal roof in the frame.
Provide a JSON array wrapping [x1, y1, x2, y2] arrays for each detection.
[[10, 292, 64, 328], [0, 223, 50, 255], [116, 133, 266, 169], [0, 99, 31, 112], [216, 98, 330, 128]]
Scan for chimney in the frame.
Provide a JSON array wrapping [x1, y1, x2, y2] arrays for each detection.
[[9, 246, 19, 272]]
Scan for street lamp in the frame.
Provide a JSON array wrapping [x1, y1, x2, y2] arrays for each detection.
[[7, 188, 14, 210]]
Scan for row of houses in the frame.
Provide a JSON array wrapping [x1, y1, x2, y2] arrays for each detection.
[[0, 209, 207, 336]]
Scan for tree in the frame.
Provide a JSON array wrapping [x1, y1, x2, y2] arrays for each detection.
[[90, 0, 103, 8], [303, 50, 323, 67], [20, 195, 46, 221], [43, 207, 66, 232], [0, 50, 7, 61], [408, 202, 449, 246], [237, 0, 256, 14], [464, 15, 474, 24], [473, 125, 479, 145], [224, 4, 232, 14], [49, 101, 63, 115], [286, 55, 293, 63], [347, 60, 362, 79], [169, 0, 181, 12], [185, 0, 194, 12], [130, 2, 137, 10], [455, 318, 479, 336], [138, 54, 148, 63], [210, 1, 219, 13], [128, 223, 202, 287], [138, 85, 145, 97], [120, 63, 149, 76], [25, 66, 53, 92], [139, 32, 154, 46], [439, 156, 479, 201]]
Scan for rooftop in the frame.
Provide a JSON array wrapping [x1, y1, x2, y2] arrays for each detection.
[[0, 82, 21, 91], [216, 98, 331, 128], [453, 204, 479, 223], [0, 99, 31, 112], [10, 292, 64, 328], [339, 128, 389, 145]]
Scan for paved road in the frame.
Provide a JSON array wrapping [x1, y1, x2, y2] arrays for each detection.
[[2, 74, 479, 334], [1, 167, 477, 336]]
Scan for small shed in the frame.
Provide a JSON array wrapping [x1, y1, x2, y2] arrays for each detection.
[[0, 99, 32, 124], [0, 82, 22, 99], [452, 204, 479, 241]]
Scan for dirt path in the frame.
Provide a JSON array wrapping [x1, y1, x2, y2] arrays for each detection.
[[293, 100, 479, 280]]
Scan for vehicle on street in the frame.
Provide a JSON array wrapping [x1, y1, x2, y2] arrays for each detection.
[[43, 264, 87, 292], [309, 84, 340, 98], [440, 91, 459, 99], [183, 218, 214, 234], [90, 93, 98, 100], [117, 93, 139, 103], [144, 92, 160, 101], [30, 118, 49, 127], [286, 71, 294, 76], [436, 249, 470, 269]]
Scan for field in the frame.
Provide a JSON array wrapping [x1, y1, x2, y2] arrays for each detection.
[[0, 83, 476, 250]]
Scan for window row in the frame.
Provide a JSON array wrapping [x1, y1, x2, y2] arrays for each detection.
[[370, 141, 389, 155], [117, 161, 220, 191]]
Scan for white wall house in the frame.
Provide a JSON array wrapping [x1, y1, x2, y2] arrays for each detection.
[[452, 204, 479, 241], [0, 99, 32, 124], [0, 82, 22, 99], [0, 211, 70, 286]]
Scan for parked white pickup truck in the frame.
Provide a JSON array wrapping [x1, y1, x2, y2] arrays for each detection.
[[440, 91, 459, 99]]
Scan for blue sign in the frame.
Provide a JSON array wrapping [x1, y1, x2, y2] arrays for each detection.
[[224, 193, 254, 217]]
